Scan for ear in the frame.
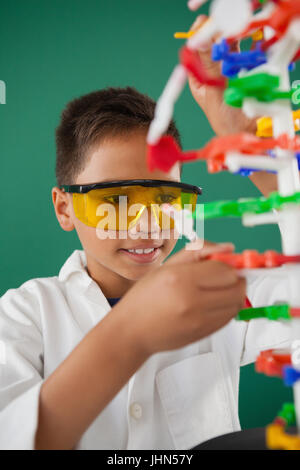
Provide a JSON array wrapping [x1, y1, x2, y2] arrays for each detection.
[[52, 187, 75, 232]]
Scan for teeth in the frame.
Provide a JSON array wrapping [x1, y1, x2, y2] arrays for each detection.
[[144, 248, 155, 254], [127, 248, 155, 254]]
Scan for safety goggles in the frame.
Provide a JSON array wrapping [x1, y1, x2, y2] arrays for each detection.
[[60, 179, 202, 231]]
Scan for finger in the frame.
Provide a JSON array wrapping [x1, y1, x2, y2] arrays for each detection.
[[188, 16, 221, 51], [209, 298, 245, 323], [165, 244, 208, 266], [187, 15, 224, 81], [186, 239, 219, 250], [203, 239, 234, 250], [187, 45, 223, 97], [189, 14, 208, 33], [200, 304, 243, 337], [188, 16, 214, 54], [188, 0, 207, 12], [196, 278, 246, 311], [198, 243, 235, 258], [180, 259, 242, 289], [187, 75, 206, 105], [186, 239, 235, 255]]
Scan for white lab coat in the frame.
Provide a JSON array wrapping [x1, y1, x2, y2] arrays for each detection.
[[0, 249, 292, 450]]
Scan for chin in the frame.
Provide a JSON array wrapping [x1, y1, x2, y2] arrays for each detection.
[[128, 266, 158, 280], [120, 262, 161, 281]]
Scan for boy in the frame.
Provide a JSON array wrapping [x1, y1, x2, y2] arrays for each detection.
[[0, 86, 292, 450]]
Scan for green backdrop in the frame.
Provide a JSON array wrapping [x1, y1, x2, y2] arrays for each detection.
[[0, 0, 296, 430]]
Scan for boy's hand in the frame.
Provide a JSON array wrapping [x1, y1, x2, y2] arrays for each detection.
[[187, 15, 281, 197], [187, 15, 257, 137], [119, 243, 246, 355]]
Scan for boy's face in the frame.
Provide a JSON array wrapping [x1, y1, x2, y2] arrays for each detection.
[[53, 131, 180, 292]]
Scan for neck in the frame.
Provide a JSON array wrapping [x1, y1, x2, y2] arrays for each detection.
[[85, 251, 135, 298]]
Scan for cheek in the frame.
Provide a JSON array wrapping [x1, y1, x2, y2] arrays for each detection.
[[73, 220, 120, 254], [162, 237, 178, 256]]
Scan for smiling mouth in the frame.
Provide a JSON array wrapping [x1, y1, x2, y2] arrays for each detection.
[[125, 247, 156, 254], [118, 245, 163, 263]]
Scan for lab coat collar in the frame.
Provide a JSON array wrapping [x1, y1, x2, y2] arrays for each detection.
[[58, 249, 89, 283], [58, 250, 111, 312]]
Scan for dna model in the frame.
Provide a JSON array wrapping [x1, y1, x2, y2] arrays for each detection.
[[146, 0, 300, 450]]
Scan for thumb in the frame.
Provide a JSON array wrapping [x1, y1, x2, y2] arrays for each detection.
[[188, 15, 222, 75], [187, 16, 224, 109], [165, 245, 204, 266], [186, 240, 235, 255]]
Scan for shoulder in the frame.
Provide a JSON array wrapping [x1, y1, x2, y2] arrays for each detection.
[[0, 276, 61, 334], [0, 250, 87, 331]]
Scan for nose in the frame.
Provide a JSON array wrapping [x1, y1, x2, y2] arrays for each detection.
[[128, 205, 161, 238]]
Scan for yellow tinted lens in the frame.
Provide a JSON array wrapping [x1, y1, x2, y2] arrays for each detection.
[[72, 186, 198, 230], [157, 191, 197, 230]]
